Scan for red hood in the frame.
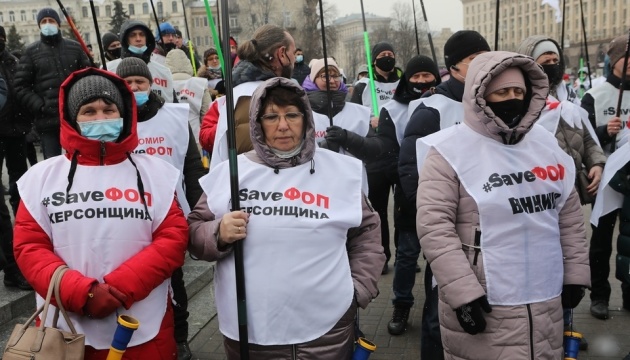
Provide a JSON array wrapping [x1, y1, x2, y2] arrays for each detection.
[[59, 68, 138, 165]]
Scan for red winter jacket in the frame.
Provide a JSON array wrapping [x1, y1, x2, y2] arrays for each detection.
[[13, 68, 188, 346], [199, 99, 220, 152]]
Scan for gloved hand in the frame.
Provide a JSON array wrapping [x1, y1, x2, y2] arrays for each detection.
[[325, 125, 347, 145], [455, 295, 492, 335], [83, 283, 127, 319], [561, 284, 585, 309]]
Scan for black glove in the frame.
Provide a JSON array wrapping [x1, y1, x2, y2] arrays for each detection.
[[325, 125, 347, 145], [561, 284, 585, 309], [455, 295, 492, 335]]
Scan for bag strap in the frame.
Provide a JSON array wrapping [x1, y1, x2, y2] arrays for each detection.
[[53, 267, 78, 334], [557, 116, 584, 172]]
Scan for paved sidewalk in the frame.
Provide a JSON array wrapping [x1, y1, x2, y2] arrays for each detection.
[[189, 207, 630, 359]]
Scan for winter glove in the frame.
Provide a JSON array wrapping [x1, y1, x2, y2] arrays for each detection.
[[325, 126, 347, 145], [455, 295, 492, 335], [83, 283, 127, 319], [561, 284, 585, 309]]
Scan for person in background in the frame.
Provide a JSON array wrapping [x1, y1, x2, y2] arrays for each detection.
[[188, 77, 384, 359], [174, 29, 201, 71], [582, 34, 630, 321], [154, 22, 178, 56], [14, 8, 91, 159], [418, 51, 589, 359], [102, 32, 122, 62], [14, 67, 188, 359], [197, 48, 225, 99], [292, 48, 310, 85]]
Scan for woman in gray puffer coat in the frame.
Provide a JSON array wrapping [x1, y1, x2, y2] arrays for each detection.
[[417, 51, 590, 360], [188, 77, 385, 359]]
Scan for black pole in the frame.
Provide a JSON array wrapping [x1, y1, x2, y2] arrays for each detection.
[[579, 0, 593, 92], [411, 0, 420, 55], [219, 0, 249, 357], [419, 0, 437, 65], [318, 0, 334, 127], [89, 0, 107, 70], [216, 1, 222, 46], [560, 0, 566, 50], [55, 0, 95, 67], [181, 0, 192, 42], [149, 0, 163, 45], [494, 0, 500, 50], [610, 29, 630, 154]]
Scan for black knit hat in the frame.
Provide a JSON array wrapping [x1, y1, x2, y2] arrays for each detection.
[[67, 75, 124, 122], [405, 55, 439, 82], [116, 57, 153, 82], [37, 8, 61, 26], [371, 42, 395, 63], [443, 30, 490, 69], [102, 32, 119, 50]]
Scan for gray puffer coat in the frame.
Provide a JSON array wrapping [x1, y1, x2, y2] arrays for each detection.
[[417, 52, 590, 360], [188, 77, 385, 359]]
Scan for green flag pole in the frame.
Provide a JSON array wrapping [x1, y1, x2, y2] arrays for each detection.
[[203, 0, 225, 77], [359, 0, 379, 117]]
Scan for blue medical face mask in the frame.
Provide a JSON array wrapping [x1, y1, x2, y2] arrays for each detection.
[[40, 24, 59, 36], [128, 45, 147, 55], [296, 55, 304, 63], [78, 118, 123, 142], [134, 91, 150, 106]]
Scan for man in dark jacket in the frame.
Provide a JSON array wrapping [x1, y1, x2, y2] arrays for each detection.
[[102, 32, 121, 62], [398, 30, 490, 359], [292, 48, 310, 85], [13, 8, 91, 159], [0, 26, 32, 291], [0, 25, 30, 215]]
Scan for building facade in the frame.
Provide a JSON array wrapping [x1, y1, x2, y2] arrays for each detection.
[[461, 0, 629, 72]]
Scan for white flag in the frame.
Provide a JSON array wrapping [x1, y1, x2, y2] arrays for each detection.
[[542, 0, 563, 23]]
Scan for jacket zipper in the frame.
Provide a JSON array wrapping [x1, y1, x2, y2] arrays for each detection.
[[292, 344, 297, 360], [527, 304, 534, 360], [100, 141, 106, 165]]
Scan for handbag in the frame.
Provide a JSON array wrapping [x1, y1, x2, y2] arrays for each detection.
[[3, 265, 85, 360], [558, 121, 595, 205]]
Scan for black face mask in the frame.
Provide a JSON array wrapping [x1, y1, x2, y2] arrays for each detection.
[[408, 80, 436, 96], [375, 56, 395, 72], [541, 64, 563, 88], [0, 41, 5, 53], [163, 42, 177, 53], [486, 99, 525, 128], [107, 48, 121, 59]]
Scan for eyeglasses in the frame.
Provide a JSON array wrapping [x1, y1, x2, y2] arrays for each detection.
[[317, 73, 343, 81], [260, 112, 304, 124]]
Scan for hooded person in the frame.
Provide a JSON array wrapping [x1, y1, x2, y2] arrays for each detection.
[[198, 24, 321, 170], [188, 77, 385, 359], [13, 67, 188, 358], [165, 49, 212, 145], [398, 29, 490, 359], [415, 51, 589, 359], [102, 32, 121, 62], [13, 7, 91, 159], [105, 19, 175, 103]]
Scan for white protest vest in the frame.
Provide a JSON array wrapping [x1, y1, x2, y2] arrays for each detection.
[[358, 77, 399, 116], [312, 103, 371, 194], [537, 97, 600, 147], [210, 81, 263, 171], [17, 155, 179, 349], [201, 149, 362, 345], [416, 124, 575, 305], [107, 59, 175, 103], [591, 141, 630, 226], [136, 104, 191, 215], [173, 77, 206, 145], [383, 99, 411, 145], [587, 81, 630, 154], [423, 94, 463, 130]]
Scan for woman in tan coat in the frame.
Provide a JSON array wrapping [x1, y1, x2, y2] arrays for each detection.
[[416, 51, 590, 359]]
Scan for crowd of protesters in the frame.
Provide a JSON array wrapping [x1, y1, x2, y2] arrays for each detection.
[[2, 5, 630, 360]]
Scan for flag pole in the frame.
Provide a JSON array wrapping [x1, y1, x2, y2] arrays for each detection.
[[89, 0, 107, 70], [318, 0, 334, 127], [359, 0, 379, 118], [494, 0, 500, 50], [181, 0, 197, 75], [411, 0, 420, 55], [578, 0, 593, 93], [219, 0, 249, 357], [419, 0, 437, 64], [149, 0, 163, 46], [55, 0, 95, 67]]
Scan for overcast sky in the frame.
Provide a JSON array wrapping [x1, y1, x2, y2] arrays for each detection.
[[334, 0, 463, 32]]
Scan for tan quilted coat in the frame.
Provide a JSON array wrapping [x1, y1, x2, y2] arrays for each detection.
[[417, 52, 590, 360]]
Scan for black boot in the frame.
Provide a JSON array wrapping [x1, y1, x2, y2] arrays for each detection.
[[177, 341, 194, 360], [387, 305, 411, 335], [3, 272, 33, 291]]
